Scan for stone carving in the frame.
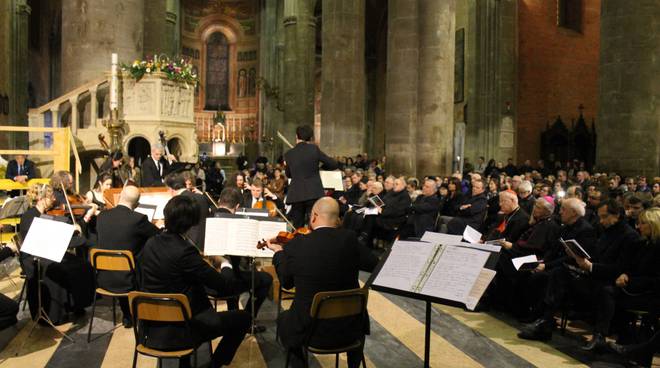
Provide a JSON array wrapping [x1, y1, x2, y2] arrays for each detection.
[[499, 116, 515, 148], [238, 69, 247, 97]]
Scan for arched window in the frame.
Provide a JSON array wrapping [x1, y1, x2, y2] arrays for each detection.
[[205, 32, 230, 111]]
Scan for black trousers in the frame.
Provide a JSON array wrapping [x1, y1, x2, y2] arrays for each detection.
[[594, 285, 659, 336], [0, 293, 18, 330], [226, 270, 273, 320], [541, 266, 599, 322], [278, 310, 365, 368], [289, 199, 318, 228], [184, 308, 251, 367]]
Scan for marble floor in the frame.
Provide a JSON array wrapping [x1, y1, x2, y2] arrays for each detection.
[[0, 262, 657, 368]]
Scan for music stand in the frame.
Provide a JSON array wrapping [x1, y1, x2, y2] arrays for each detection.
[[15, 217, 76, 354]]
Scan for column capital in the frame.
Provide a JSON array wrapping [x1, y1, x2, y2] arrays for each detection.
[[15, 0, 31, 15], [68, 95, 79, 105]]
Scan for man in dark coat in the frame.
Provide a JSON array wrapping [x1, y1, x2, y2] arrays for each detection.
[[164, 172, 211, 251], [264, 197, 378, 368], [141, 146, 171, 187], [96, 185, 160, 326], [447, 178, 488, 235], [284, 125, 339, 228], [401, 179, 440, 239], [5, 154, 36, 183]]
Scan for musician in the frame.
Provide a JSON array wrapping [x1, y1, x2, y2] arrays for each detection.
[[139, 195, 250, 367], [99, 150, 126, 187], [0, 241, 19, 329], [49, 170, 98, 225], [284, 125, 339, 228], [5, 154, 35, 184], [263, 197, 378, 367], [165, 172, 212, 250], [85, 172, 113, 214], [19, 183, 95, 325], [213, 187, 273, 332], [141, 146, 170, 187], [242, 178, 284, 211], [95, 185, 160, 327]]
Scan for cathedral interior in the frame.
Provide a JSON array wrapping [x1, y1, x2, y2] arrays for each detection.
[[0, 0, 659, 367]]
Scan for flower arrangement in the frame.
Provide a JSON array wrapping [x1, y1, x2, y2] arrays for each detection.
[[121, 54, 198, 87]]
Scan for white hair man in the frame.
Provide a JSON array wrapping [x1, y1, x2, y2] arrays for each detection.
[[486, 190, 530, 246], [518, 180, 535, 215]]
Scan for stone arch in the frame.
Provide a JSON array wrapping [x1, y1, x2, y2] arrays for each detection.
[[166, 136, 185, 160], [126, 135, 151, 167], [196, 15, 242, 112]]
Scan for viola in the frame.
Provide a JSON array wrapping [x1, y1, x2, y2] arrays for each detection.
[[256, 227, 312, 249]]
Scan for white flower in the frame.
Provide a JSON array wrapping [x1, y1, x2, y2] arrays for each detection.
[[146, 68, 151, 73]]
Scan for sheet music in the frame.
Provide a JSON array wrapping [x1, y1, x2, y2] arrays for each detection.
[[464, 268, 497, 311], [462, 225, 482, 244], [512, 254, 538, 271], [204, 217, 285, 258], [135, 204, 157, 221], [320, 170, 344, 191], [419, 245, 490, 303], [21, 217, 75, 262], [138, 193, 172, 220], [372, 241, 438, 292], [363, 207, 379, 216], [420, 231, 464, 246]]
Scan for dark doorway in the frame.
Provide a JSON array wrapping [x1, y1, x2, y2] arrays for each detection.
[[128, 137, 151, 167]]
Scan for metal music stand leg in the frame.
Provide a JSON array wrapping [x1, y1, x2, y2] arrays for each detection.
[[424, 300, 431, 368], [15, 257, 74, 356], [249, 256, 256, 336]]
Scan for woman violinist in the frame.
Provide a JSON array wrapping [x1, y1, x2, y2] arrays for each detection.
[[19, 183, 96, 324]]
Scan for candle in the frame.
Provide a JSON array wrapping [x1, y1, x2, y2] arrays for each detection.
[[110, 53, 118, 111]]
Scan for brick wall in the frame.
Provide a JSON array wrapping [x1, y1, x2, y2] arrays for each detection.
[[516, 0, 600, 163]]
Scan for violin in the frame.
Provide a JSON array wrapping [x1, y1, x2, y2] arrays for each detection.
[[46, 193, 92, 217], [256, 227, 312, 249]]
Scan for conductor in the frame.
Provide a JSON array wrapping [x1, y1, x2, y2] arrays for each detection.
[[284, 125, 339, 228]]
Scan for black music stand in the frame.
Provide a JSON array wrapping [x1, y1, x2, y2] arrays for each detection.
[[365, 242, 500, 368]]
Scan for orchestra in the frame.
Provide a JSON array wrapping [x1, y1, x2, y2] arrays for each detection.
[[1, 124, 659, 368]]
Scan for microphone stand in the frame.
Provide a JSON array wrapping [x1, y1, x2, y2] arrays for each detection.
[[16, 256, 74, 356]]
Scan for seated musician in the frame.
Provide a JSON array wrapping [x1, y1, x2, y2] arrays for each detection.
[[84, 172, 113, 213], [141, 145, 171, 187], [0, 241, 19, 330], [19, 183, 95, 324], [95, 185, 160, 327], [214, 187, 273, 332], [241, 178, 284, 211], [165, 172, 212, 251], [263, 197, 378, 368], [139, 195, 250, 368], [99, 150, 126, 188]]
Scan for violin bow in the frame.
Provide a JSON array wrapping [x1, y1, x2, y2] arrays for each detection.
[[60, 182, 77, 225]]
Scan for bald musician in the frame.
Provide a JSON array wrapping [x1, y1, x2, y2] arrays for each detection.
[[264, 197, 378, 367], [96, 185, 160, 327]]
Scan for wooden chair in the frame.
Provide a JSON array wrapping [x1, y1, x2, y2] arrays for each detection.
[[285, 288, 369, 368], [128, 291, 210, 368], [87, 249, 138, 342]]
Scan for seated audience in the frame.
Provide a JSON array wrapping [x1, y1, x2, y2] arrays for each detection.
[[358, 177, 411, 246], [485, 190, 529, 244], [517, 180, 535, 215], [446, 178, 488, 235], [400, 179, 439, 239]]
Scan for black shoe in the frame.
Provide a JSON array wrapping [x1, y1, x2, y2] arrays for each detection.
[[581, 333, 607, 352], [517, 319, 553, 341], [607, 341, 630, 356], [122, 317, 133, 328], [251, 324, 266, 334]]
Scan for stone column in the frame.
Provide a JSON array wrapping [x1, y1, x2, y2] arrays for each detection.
[[464, 0, 517, 165], [320, 0, 366, 157], [282, 0, 316, 143], [384, 0, 419, 176], [61, 0, 144, 92], [597, 1, 660, 176], [416, 0, 456, 176], [0, 0, 30, 147], [144, 0, 179, 57]]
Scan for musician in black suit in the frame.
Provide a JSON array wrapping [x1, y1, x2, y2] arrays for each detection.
[[96, 185, 160, 327], [141, 146, 170, 187], [241, 178, 284, 211], [140, 195, 250, 367], [212, 187, 273, 332], [264, 197, 378, 367], [164, 172, 212, 251], [5, 154, 36, 183], [284, 125, 339, 228], [400, 179, 439, 239]]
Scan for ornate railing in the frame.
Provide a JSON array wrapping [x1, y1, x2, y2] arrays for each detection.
[[194, 111, 258, 144]]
